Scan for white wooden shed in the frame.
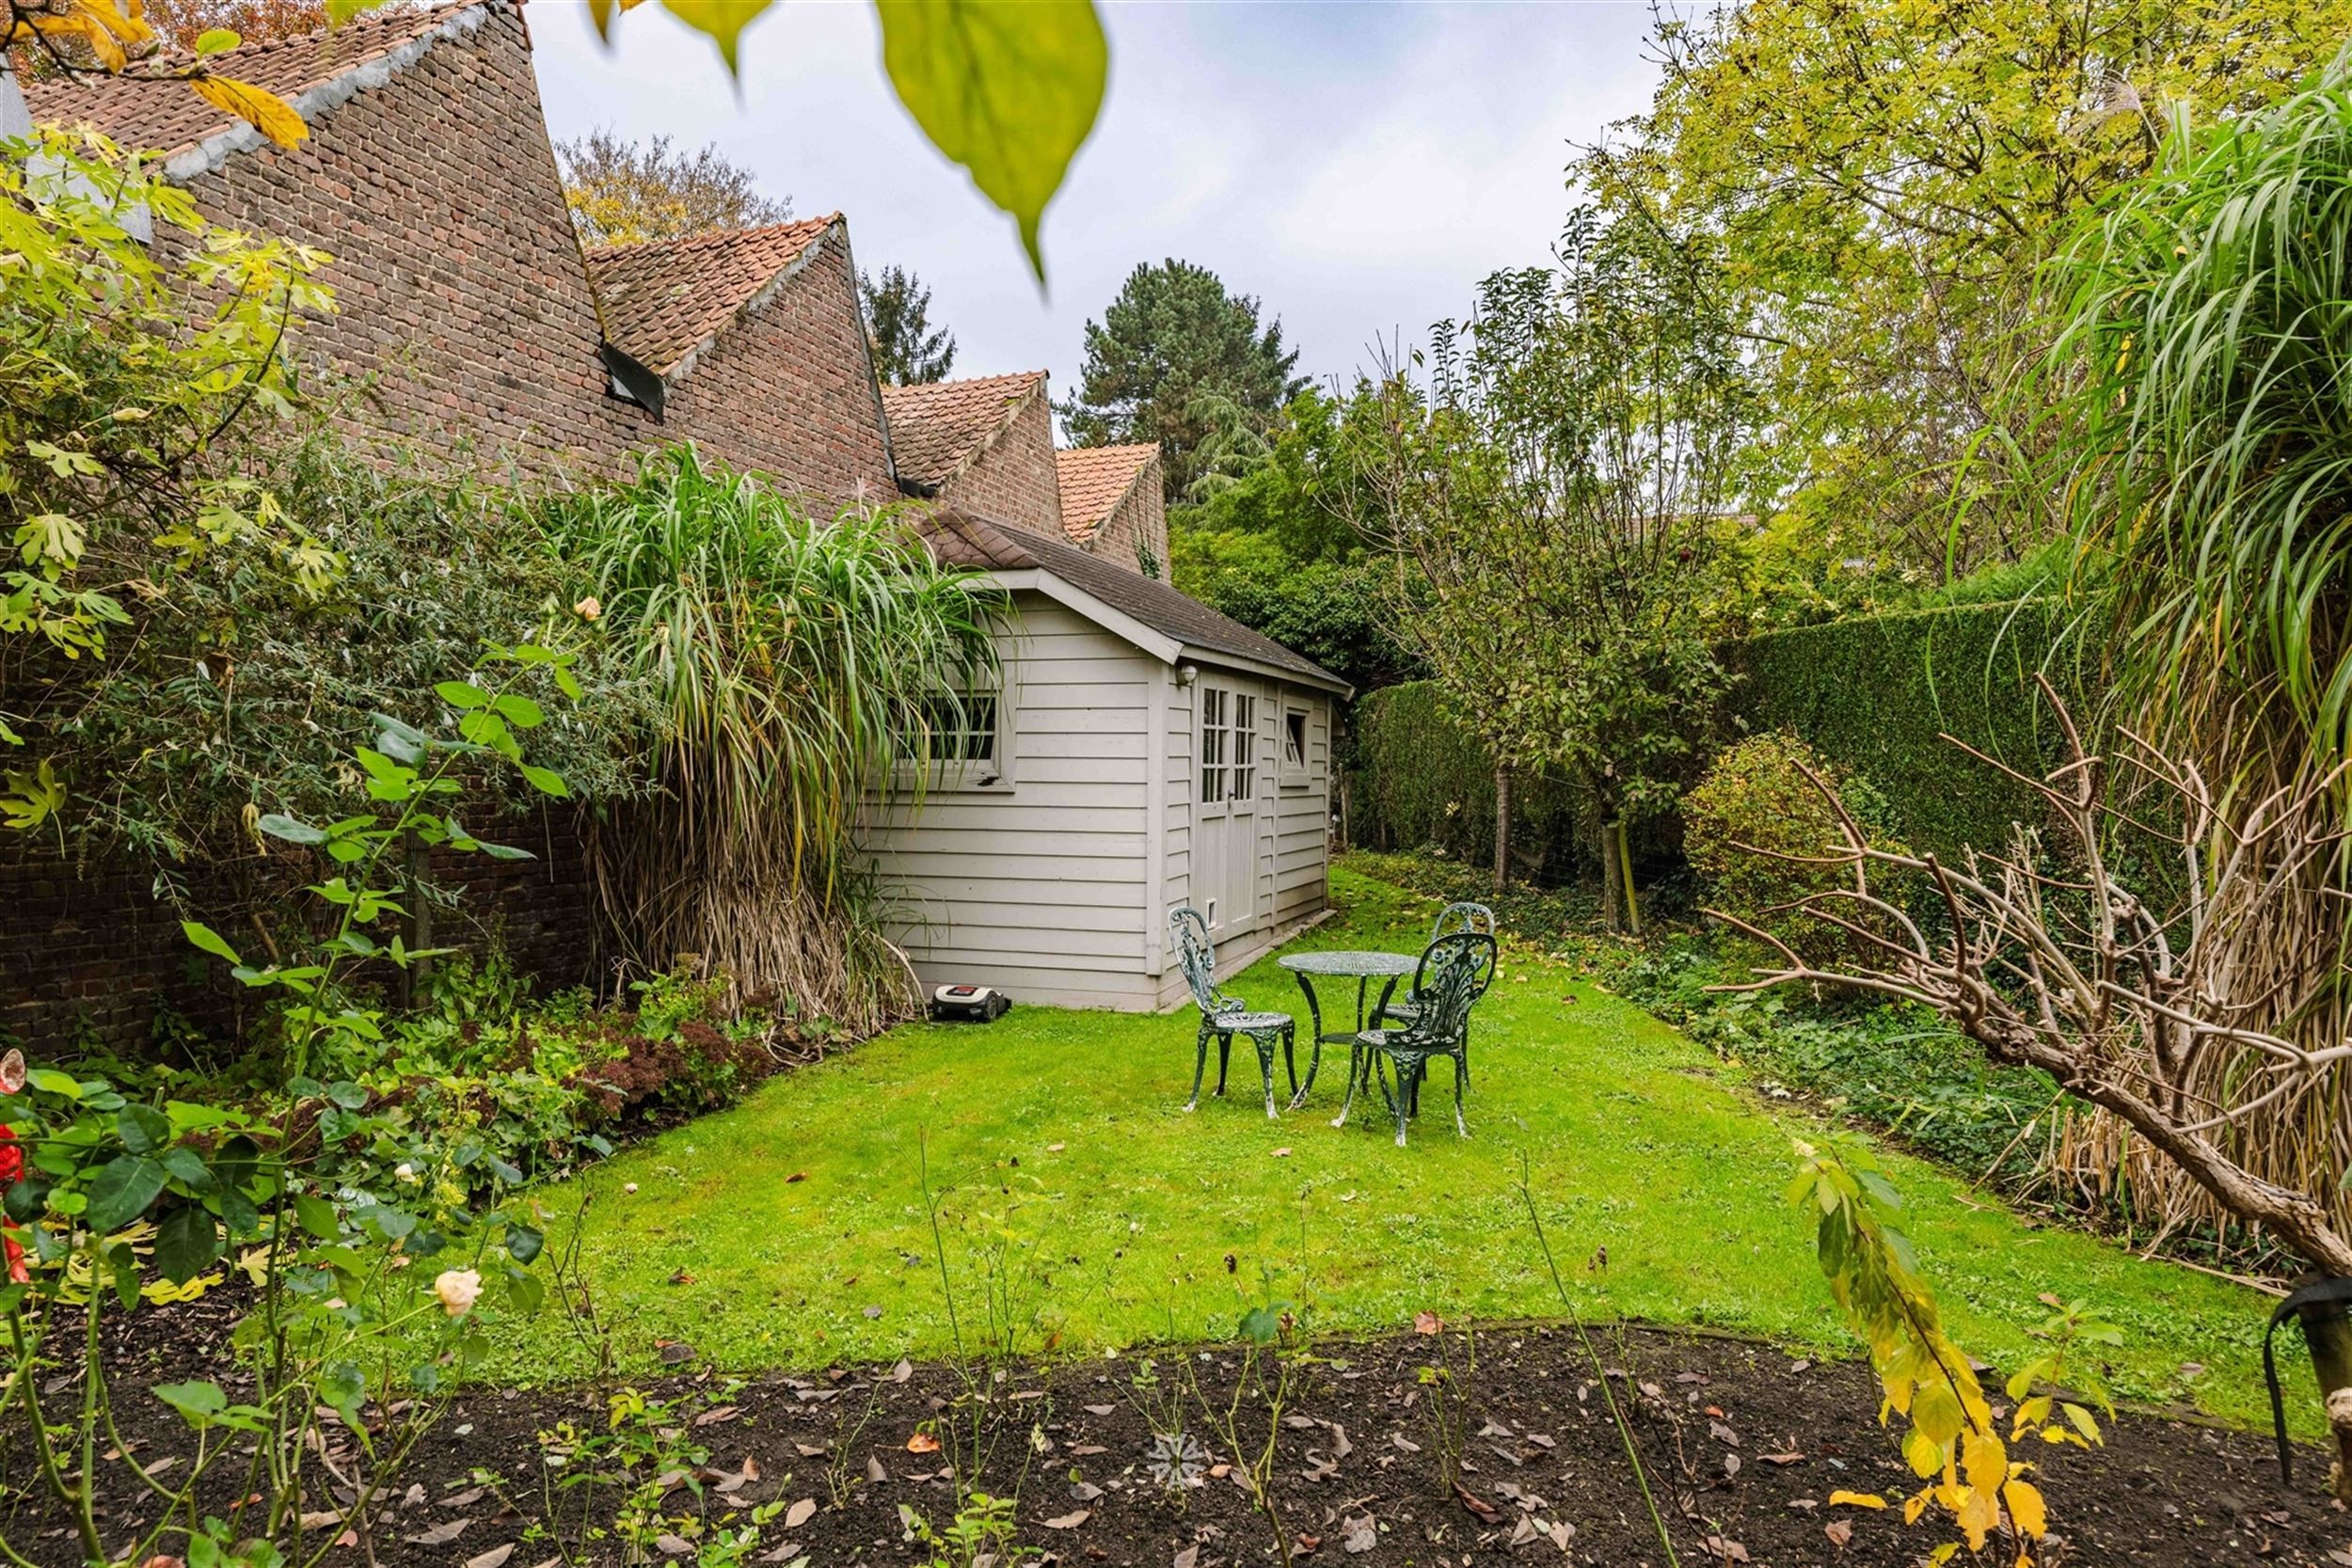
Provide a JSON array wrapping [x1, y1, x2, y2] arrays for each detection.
[[867, 509, 1354, 1010]]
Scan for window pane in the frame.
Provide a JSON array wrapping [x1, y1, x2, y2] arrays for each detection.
[[1232, 694, 1254, 800], [1200, 689, 1224, 802], [1283, 711, 1307, 768]]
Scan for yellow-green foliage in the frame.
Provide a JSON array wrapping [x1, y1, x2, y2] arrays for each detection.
[[1683, 732, 1906, 960]]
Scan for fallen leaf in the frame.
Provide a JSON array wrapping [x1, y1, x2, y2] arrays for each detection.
[[403, 1520, 471, 1546], [1042, 1509, 1092, 1529], [1272, 1147, 1294, 1158], [1085, 1403, 1118, 1416], [1760, 1451, 1804, 1465], [1546, 1521, 1576, 1553], [785, 1498, 818, 1528], [1823, 1519, 1853, 1549], [786, 1172, 808, 1183], [795, 1442, 829, 1458], [692, 1404, 740, 1426], [1342, 1515, 1377, 1554], [1699, 1535, 1749, 1563], [1826, 1490, 1886, 1510], [866, 1455, 889, 1482], [1047, 1142, 1067, 1152], [1390, 1432, 1421, 1452], [1723, 1452, 1741, 1478], [907, 1432, 943, 1454], [1291, 1533, 1321, 1556], [1454, 1482, 1502, 1524], [1174, 1549, 1200, 1568], [463, 1546, 516, 1568], [654, 1535, 693, 1558], [666, 1271, 695, 1286], [1413, 1311, 1441, 1336], [891, 1358, 914, 1383], [1708, 1420, 1740, 1447]]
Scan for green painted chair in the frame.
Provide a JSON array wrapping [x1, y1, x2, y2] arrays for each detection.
[[1169, 906, 1297, 1118], [1336, 931, 1496, 1146], [1372, 901, 1497, 1030]]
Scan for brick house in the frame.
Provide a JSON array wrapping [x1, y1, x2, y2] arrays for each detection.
[[11, 0, 1346, 1034]]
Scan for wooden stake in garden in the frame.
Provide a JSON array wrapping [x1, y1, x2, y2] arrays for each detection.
[[1712, 676, 2352, 1495]]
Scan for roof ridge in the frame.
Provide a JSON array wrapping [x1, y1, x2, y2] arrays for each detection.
[[585, 214, 836, 262]]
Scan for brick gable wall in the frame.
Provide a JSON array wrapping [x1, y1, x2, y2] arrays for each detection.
[[1086, 464, 1169, 578], [656, 228, 894, 513], [941, 390, 1063, 538], [183, 6, 654, 481]]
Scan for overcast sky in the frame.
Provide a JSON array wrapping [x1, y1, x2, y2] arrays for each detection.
[[530, 3, 1668, 405]]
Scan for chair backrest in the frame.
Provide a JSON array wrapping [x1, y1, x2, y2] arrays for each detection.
[[1168, 907, 1230, 1016], [1431, 901, 1498, 945], [1406, 932, 1498, 1047]]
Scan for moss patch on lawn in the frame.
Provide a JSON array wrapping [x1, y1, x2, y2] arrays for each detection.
[[492, 868, 2290, 1431]]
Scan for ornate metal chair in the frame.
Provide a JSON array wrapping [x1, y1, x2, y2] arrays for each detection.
[[1336, 931, 1496, 1146], [1169, 906, 1297, 1118], [1373, 902, 1499, 1031]]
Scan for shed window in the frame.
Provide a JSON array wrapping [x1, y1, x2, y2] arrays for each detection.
[[1231, 692, 1256, 801], [1280, 707, 1311, 786], [1200, 687, 1227, 803], [901, 690, 1006, 788]]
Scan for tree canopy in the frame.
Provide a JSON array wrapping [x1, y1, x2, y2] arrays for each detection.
[[862, 264, 958, 385], [1061, 259, 1307, 500], [1583, 0, 2352, 581], [556, 130, 791, 249]]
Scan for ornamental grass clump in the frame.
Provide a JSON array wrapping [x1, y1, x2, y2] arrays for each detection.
[[547, 446, 1004, 1036]]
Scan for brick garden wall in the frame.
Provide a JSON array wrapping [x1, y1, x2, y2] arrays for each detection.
[[2, 811, 611, 1055]]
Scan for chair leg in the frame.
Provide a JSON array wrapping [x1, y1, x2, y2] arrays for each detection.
[[1452, 1053, 1470, 1139], [1186, 1021, 1210, 1112], [1392, 1066, 1412, 1148], [1216, 1034, 1232, 1096]]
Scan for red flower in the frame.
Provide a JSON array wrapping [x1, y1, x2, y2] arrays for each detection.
[[0, 1125, 20, 1187]]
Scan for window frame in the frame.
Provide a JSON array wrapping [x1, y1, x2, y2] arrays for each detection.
[[897, 684, 1015, 794], [1279, 704, 1312, 789]]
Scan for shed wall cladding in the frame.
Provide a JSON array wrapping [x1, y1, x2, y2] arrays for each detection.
[[868, 594, 1161, 1010], [1273, 692, 1333, 927], [942, 393, 1064, 539], [183, 6, 654, 482]]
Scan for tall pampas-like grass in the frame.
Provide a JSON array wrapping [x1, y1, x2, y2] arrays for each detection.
[[2039, 53, 2352, 1249], [548, 445, 1003, 1037]]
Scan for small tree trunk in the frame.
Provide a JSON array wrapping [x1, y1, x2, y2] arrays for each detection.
[[1598, 816, 1624, 933], [1617, 822, 1643, 938], [403, 829, 434, 1008], [1492, 762, 1513, 895]]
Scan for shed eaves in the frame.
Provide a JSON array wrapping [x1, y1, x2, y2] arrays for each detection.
[[914, 506, 1349, 693]]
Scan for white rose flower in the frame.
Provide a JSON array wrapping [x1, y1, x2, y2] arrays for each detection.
[[433, 1268, 483, 1318]]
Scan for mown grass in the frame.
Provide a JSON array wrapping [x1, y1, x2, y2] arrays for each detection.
[[491, 866, 2293, 1431]]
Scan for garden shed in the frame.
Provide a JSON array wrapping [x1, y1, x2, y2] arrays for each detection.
[[869, 510, 1353, 1010]]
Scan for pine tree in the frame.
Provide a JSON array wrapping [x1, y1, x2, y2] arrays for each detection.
[[861, 265, 957, 385]]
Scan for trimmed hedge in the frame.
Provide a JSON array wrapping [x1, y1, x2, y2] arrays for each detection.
[[1344, 682, 1593, 881], [1346, 598, 2108, 877], [1724, 598, 2106, 861]]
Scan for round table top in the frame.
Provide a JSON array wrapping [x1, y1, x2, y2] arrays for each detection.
[[1278, 948, 1418, 977]]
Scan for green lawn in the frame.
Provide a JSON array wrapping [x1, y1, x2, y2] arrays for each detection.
[[494, 866, 2293, 1430]]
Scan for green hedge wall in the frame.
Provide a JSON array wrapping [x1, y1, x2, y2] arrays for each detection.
[[1344, 682, 1594, 880], [1345, 598, 2108, 876], [1724, 599, 2106, 861]]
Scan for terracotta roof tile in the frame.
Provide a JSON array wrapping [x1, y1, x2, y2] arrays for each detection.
[[914, 505, 1349, 693], [880, 372, 1047, 490], [24, 0, 485, 158], [587, 218, 837, 378], [1054, 443, 1159, 544]]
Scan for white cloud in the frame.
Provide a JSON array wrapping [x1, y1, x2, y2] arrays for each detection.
[[527, 1, 1671, 388]]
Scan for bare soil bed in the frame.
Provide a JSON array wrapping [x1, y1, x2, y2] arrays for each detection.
[[3, 1297, 2343, 1568]]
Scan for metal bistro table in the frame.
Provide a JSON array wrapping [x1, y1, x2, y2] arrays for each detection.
[[1277, 949, 1419, 1109]]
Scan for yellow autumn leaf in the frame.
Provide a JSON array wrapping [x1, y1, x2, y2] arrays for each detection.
[[2006, 1479, 2048, 1537], [1903, 1488, 1930, 1525], [1826, 1490, 1887, 1509], [1956, 1483, 2002, 1550], [190, 76, 309, 148], [30, 10, 124, 71], [77, 0, 154, 47], [1901, 1423, 1945, 1478], [1961, 1430, 2007, 1492]]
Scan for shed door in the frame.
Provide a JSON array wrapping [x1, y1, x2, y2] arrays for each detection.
[[1195, 679, 1261, 936]]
